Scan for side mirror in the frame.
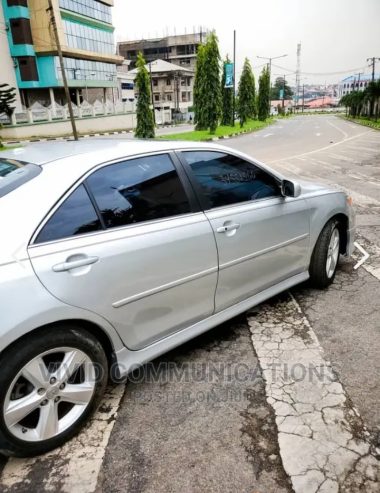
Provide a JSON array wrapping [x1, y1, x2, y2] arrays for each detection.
[[281, 179, 301, 198]]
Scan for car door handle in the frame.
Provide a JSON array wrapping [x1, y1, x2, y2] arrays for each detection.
[[52, 256, 99, 272], [216, 223, 241, 233]]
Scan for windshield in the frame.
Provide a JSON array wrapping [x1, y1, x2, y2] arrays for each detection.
[[0, 158, 41, 198]]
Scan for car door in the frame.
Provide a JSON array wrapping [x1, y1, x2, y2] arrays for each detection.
[[178, 150, 310, 312], [28, 152, 218, 350]]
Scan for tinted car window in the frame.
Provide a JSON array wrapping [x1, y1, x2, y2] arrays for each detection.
[[182, 151, 281, 209], [86, 154, 191, 228], [35, 185, 101, 244], [0, 158, 41, 198]]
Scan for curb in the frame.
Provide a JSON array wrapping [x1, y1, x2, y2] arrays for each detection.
[[1, 124, 189, 145], [2, 129, 133, 145]]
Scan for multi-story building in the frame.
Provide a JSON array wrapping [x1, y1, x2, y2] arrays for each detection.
[[0, 0, 123, 110], [338, 73, 379, 98], [128, 58, 194, 123], [117, 32, 207, 71]]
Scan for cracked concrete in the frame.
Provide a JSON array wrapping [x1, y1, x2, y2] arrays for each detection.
[[248, 293, 380, 493]]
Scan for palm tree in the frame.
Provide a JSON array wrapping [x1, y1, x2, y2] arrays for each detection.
[[365, 80, 380, 120]]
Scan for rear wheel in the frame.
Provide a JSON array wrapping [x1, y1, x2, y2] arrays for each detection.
[[0, 325, 108, 457], [309, 219, 340, 289]]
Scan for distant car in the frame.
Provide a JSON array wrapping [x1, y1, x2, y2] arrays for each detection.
[[0, 140, 355, 457]]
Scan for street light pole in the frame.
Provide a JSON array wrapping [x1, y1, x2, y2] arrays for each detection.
[[256, 53, 288, 91], [232, 29, 236, 127]]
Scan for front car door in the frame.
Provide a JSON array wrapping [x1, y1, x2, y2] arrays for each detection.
[[178, 150, 310, 312], [29, 152, 218, 350]]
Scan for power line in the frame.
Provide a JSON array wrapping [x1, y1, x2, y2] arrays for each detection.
[[272, 63, 368, 77]]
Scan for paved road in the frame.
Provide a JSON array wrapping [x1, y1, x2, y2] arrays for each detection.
[[1, 115, 379, 493]]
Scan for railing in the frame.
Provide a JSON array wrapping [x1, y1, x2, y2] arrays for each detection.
[[0, 100, 136, 126]]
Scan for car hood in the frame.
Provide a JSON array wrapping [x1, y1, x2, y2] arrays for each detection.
[[297, 179, 338, 196]]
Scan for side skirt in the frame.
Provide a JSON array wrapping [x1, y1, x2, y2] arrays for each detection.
[[114, 271, 309, 377]]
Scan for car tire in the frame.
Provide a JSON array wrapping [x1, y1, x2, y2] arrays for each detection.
[[0, 325, 108, 458], [309, 219, 341, 289]]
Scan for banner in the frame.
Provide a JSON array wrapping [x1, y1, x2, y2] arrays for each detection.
[[224, 63, 234, 88]]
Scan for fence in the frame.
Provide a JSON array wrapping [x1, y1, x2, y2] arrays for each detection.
[[0, 100, 136, 127]]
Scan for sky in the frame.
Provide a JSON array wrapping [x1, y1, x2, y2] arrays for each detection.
[[113, 0, 380, 86]]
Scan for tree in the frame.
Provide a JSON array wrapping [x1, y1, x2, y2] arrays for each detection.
[[134, 53, 155, 138], [203, 32, 222, 133], [0, 84, 16, 118], [237, 57, 256, 127], [270, 77, 293, 100], [220, 56, 234, 126], [194, 32, 221, 133], [0, 84, 16, 148], [366, 80, 380, 120], [258, 66, 270, 121], [340, 91, 365, 118], [194, 44, 208, 130]]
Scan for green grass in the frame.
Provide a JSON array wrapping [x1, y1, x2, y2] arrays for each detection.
[[159, 118, 274, 141], [341, 116, 380, 130]]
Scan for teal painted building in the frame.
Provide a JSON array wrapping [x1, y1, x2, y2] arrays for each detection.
[[0, 0, 122, 108]]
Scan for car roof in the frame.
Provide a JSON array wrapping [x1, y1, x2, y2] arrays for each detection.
[[0, 139, 222, 165]]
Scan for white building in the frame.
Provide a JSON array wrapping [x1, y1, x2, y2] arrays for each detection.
[[128, 59, 194, 124], [338, 73, 380, 98]]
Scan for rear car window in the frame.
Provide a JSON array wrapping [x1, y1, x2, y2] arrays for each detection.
[[0, 158, 41, 198]]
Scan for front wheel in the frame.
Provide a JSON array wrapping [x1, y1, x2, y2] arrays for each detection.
[[0, 325, 108, 457], [309, 219, 340, 289]]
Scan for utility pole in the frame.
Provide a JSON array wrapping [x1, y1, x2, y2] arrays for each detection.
[[232, 29, 236, 126], [256, 53, 288, 93], [47, 0, 78, 140], [282, 75, 286, 110], [367, 57, 380, 82], [302, 84, 305, 113], [353, 72, 363, 92]]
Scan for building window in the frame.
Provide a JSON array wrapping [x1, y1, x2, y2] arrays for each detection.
[[58, 0, 112, 24], [166, 78, 171, 85], [17, 56, 39, 81], [121, 82, 134, 90], [188, 91, 191, 101], [154, 94, 160, 101], [55, 57, 116, 82], [10, 18, 33, 45], [62, 20, 115, 55], [181, 91, 187, 102], [7, 0, 28, 6], [153, 79, 158, 86], [166, 94, 172, 101], [181, 79, 186, 86]]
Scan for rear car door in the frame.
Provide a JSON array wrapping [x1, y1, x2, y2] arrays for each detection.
[[28, 152, 218, 350], [179, 150, 310, 312]]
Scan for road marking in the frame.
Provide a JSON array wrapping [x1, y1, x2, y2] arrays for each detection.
[[353, 242, 370, 269], [0, 384, 125, 493], [248, 294, 379, 493], [315, 133, 321, 137], [353, 236, 380, 281], [327, 118, 349, 139], [269, 130, 371, 165], [263, 133, 274, 138]]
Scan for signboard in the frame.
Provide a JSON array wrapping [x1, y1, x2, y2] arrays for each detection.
[[224, 63, 234, 88], [279, 89, 284, 99]]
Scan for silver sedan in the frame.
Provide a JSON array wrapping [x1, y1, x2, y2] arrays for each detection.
[[0, 140, 355, 456]]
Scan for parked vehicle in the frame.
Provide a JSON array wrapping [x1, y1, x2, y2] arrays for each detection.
[[0, 140, 355, 457]]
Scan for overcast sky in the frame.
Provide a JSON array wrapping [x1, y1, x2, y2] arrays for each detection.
[[113, 0, 380, 85]]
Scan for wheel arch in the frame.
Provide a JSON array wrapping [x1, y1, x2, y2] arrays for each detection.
[[0, 318, 116, 370]]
